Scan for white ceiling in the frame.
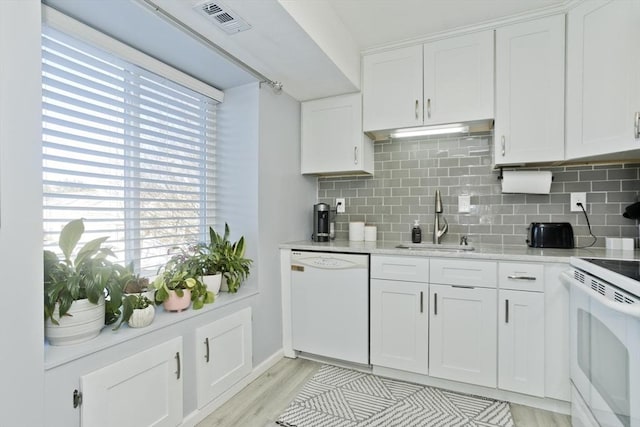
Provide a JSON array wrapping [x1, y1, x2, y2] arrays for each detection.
[[42, 0, 570, 101]]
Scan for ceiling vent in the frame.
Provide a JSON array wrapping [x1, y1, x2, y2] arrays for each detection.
[[193, 0, 252, 34]]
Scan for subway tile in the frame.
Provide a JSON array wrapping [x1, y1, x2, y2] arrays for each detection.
[[320, 134, 639, 244], [621, 180, 640, 191], [564, 182, 591, 192], [608, 191, 638, 203], [579, 170, 607, 181], [609, 168, 639, 180], [592, 181, 621, 192]]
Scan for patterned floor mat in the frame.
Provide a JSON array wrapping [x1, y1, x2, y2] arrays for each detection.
[[276, 365, 514, 427]]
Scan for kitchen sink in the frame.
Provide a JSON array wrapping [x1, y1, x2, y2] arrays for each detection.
[[395, 243, 475, 251]]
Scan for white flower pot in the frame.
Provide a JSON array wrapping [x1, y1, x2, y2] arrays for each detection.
[[128, 304, 155, 328], [201, 273, 222, 295], [45, 296, 105, 346]]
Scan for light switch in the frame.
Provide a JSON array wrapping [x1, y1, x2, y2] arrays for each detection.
[[458, 195, 471, 213]]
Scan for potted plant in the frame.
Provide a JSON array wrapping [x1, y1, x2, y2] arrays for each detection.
[[44, 219, 131, 345], [193, 230, 225, 295], [114, 293, 155, 329], [208, 223, 252, 293], [153, 248, 215, 311]]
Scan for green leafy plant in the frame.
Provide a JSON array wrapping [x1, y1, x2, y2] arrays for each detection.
[[44, 219, 132, 325], [153, 248, 215, 310], [113, 293, 153, 330], [207, 223, 252, 293]]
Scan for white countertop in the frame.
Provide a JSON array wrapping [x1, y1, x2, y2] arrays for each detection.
[[280, 240, 640, 263]]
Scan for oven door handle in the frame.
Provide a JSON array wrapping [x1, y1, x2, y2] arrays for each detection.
[[561, 270, 640, 319]]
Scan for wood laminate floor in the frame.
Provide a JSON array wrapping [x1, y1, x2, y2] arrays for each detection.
[[197, 357, 572, 427]]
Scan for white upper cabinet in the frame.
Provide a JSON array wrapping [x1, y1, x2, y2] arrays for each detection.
[[301, 92, 374, 175], [362, 45, 424, 131], [566, 0, 640, 160], [495, 15, 565, 165], [423, 30, 494, 125], [363, 30, 494, 133]]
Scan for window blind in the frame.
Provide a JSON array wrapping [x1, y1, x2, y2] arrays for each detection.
[[42, 27, 217, 275]]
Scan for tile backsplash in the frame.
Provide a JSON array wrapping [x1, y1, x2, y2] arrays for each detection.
[[318, 134, 640, 247]]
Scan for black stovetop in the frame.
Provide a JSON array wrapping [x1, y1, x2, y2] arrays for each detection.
[[583, 258, 640, 282]]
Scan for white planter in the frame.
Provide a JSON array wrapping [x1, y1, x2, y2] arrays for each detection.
[[220, 276, 229, 292], [128, 304, 155, 328], [45, 296, 105, 346], [202, 273, 222, 295]]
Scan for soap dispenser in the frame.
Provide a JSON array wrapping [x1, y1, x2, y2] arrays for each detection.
[[411, 220, 422, 243]]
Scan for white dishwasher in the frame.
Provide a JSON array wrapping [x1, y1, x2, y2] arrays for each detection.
[[291, 250, 369, 365]]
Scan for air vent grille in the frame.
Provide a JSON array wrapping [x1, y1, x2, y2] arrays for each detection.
[[590, 279, 605, 296], [193, 0, 252, 34], [571, 268, 638, 305], [202, 3, 222, 15]]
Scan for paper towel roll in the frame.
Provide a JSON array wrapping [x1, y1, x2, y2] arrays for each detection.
[[364, 225, 377, 242], [349, 222, 365, 241], [501, 170, 552, 194]]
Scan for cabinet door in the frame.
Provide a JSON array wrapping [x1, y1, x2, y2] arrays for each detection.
[[301, 93, 373, 175], [80, 337, 183, 427], [495, 15, 565, 165], [566, 0, 640, 159], [363, 45, 423, 131], [370, 279, 428, 374], [498, 290, 545, 397], [423, 30, 494, 125], [429, 284, 497, 387], [196, 308, 252, 409]]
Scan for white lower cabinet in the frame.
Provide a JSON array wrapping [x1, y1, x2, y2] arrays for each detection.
[[368, 256, 569, 404], [498, 289, 545, 397], [196, 307, 252, 409], [80, 337, 183, 427], [429, 283, 497, 388], [370, 279, 428, 374]]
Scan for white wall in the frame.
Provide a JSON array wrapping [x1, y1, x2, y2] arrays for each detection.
[[0, 0, 45, 425], [256, 85, 316, 362], [217, 82, 316, 364]]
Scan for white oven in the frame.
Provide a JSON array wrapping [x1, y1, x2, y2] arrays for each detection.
[[561, 258, 640, 427]]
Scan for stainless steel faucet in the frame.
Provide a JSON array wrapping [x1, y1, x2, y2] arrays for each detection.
[[433, 190, 448, 244]]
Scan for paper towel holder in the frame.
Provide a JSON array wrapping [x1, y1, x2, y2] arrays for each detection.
[[496, 167, 554, 182]]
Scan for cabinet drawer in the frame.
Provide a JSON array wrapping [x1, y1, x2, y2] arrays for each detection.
[[499, 262, 544, 292], [371, 256, 429, 282], [430, 258, 496, 288]]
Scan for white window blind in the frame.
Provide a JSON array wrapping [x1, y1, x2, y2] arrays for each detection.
[[42, 27, 217, 275]]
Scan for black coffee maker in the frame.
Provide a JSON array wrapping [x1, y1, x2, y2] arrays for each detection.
[[312, 203, 330, 242]]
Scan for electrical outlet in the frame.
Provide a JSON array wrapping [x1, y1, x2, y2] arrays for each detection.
[[570, 192, 587, 212], [458, 195, 471, 213], [336, 198, 346, 213]]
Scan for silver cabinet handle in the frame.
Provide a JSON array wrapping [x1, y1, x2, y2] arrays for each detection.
[[434, 293, 438, 315], [354, 146, 358, 165], [501, 136, 506, 156], [635, 112, 639, 139], [175, 352, 181, 379], [415, 99, 419, 120], [420, 291, 423, 313], [205, 337, 210, 363], [427, 98, 431, 119], [505, 299, 510, 323], [507, 275, 537, 281]]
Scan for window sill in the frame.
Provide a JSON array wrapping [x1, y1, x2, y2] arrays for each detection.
[[44, 285, 258, 370]]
